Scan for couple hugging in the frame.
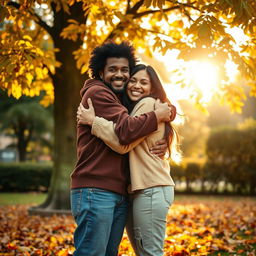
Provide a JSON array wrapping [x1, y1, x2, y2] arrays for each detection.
[[71, 41, 180, 256]]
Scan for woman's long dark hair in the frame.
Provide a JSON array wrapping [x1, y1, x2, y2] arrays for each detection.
[[122, 64, 181, 160]]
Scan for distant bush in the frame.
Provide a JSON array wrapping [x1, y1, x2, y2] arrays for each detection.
[[171, 151, 256, 195], [206, 127, 256, 195], [171, 159, 205, 193], [0, 162, 52, 192]]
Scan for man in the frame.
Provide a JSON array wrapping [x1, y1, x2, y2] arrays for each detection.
[[70, 41, 172, 256]]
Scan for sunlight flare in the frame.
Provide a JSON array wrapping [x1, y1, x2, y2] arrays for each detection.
[[225, 60, 239, 83], [185, 61, 219, 103]]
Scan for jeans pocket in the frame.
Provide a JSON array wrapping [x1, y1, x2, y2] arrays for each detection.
[[70, 188, 83, 219], [134, 227, 144, 250], [141, 187, 153, 197], [162, 186, 174, 206]]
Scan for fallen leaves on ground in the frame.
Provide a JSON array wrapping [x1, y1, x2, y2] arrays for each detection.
[[0, 198, 255, 256]]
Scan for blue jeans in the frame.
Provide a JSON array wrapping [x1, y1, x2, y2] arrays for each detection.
[[71, 188, 129, 256]]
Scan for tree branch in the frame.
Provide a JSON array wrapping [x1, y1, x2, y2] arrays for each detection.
[[134, 5, 180, 19], [7, 1, 20, 9], [133, 1, 200, 18], [7, 1, 54, 37], [132, 1, 200, 20], [183, 8, 194, 22], [28, 10, 55, 38], [168, 0, 200, 12], [125, 0, 131, 13], [98, 1, 200, 44], [128, 0, 144, 14], [104, 4, 181, 41]]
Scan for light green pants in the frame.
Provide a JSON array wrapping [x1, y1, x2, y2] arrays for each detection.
[[126, 186, 174, 256]]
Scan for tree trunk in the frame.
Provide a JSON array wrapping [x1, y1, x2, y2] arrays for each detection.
[[185, 178, 191, 192], [17, 127, 27, 162], [200, 178, 205, 193], [17, 133, 26, 161], [29, 3, 87, 216]]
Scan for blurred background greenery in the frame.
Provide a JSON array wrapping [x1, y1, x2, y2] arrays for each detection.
[[0, 87, 255, 196]]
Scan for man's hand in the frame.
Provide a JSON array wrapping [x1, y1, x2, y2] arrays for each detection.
[[149, 138, 168, 159], [154, 99, 172, 123], [170, 105, 177, 122], [77, 98, 95, 126]]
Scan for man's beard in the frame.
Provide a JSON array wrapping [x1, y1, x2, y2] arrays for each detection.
[[104, 78, 127, 95]]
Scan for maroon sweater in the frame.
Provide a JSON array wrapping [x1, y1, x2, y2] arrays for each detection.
[[71, 79, 158, 195]]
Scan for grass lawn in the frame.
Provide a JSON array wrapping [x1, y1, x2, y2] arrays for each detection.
[[0, 192, 47, 205], [175, 194, 256, 202], [0, 192, 255, 206]]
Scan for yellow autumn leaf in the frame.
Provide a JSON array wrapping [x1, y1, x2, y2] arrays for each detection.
[[50, 236, 57, 244], [42, 67, 48, 75], [57, 249, 69, 256], [18, 40, 26, 46], [23, 35, 32, 41], [35, 48, 44, 56], [11, 83, 22, 99], [26, 73, 33, 84], [81, 64, 88, 74], [1, 32, 8, 39], [25, 41, 33, 48], [35, 67, 44, 79], [40, 94, 54, 107], [67, 19, 78, 24]]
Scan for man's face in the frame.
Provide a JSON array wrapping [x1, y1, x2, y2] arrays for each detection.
[[100, 57, 130, 92]]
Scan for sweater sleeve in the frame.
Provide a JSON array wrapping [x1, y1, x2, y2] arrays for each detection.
[[83, 86, 158, 145], [92, 117, 145, 154], [91, 97, 157, 154]]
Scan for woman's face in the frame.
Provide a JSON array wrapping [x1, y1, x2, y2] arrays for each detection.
[[127, 69, 152, 102]]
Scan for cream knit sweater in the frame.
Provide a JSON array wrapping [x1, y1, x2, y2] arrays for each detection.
[[91, 97, 175, 192]]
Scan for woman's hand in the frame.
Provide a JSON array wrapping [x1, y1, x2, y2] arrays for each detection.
[[77, 98, 95, 126]]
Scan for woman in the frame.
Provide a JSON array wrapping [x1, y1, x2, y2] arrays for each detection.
[[77, 64, 180, 256]]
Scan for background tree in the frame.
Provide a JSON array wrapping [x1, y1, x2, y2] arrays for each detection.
[[0, 0, 255, 214], [0, 91, 53, 162]]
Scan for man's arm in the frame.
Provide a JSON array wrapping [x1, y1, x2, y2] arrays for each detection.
[[77, 99, 145, 153], [92, 117, 145, 154], [83, 86, 171, 145], [78, 97, 169, 157], [113, 98, 171, 144]]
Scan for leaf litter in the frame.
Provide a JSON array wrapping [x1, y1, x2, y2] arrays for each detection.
[[0, 198, 255, 255]]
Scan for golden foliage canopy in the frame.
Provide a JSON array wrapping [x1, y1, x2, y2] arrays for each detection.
[[0, 0, 256, 110]]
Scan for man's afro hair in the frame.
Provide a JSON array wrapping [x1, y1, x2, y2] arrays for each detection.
[[89, 41, 137, 79]]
